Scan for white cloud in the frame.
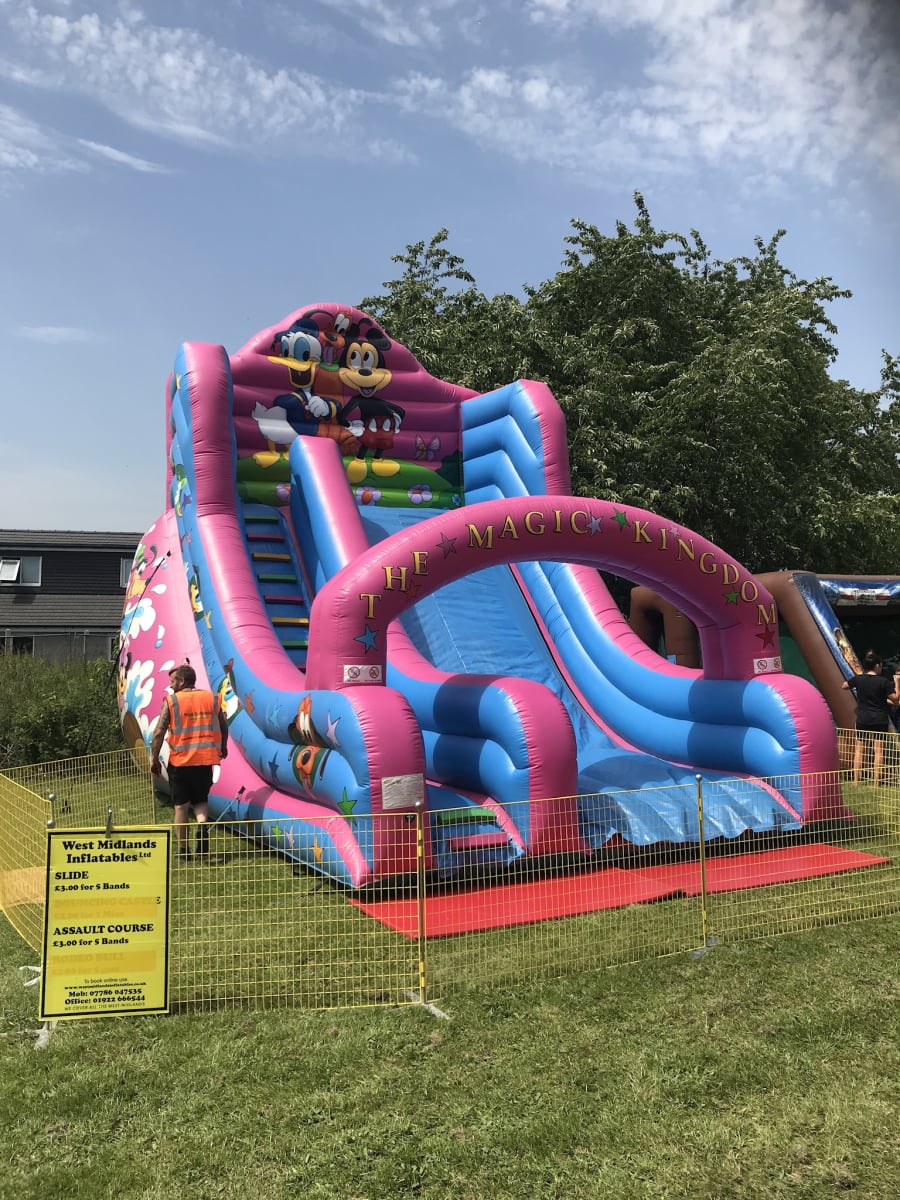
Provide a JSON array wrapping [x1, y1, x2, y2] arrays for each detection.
[[518, 0, 900, 187], [0, 0, 894, 191], [76, 138, 173, 173], [1, 4, 370, 153], [0, 103, 85, 175], [311, 0, 461, 48], [16, 325, 98, 343], [393, 67, 679, 179]]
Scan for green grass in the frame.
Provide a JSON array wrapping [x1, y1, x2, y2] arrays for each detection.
[[2, 914, 900, 1199], [3, 768, 900, 1197]]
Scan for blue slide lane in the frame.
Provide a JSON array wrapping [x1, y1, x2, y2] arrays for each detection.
[[360, 505, 800, 848]]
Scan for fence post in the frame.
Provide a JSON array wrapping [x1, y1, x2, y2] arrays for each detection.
[[695, 774, 711, 951], [414, 797, 428, 1006]]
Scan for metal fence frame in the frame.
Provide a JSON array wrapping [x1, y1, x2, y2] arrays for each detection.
[[2, 737, 899, 1014]]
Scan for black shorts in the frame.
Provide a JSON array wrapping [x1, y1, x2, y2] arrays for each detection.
[[168, 764, 213, 809], [856, 723, 889, 740]]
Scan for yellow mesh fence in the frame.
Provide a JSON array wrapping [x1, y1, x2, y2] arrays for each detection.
[[2, 749, 156, 953], [2, 742, 900, 1014], [3, 748, 157, 831], [0, 772, 49, 951], [424, 785, 707, 999], [166, 820, 420, 1011]]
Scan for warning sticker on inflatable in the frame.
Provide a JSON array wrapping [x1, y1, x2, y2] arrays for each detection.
[[381, 774, 424, 810], [753, 656, 783, 674], [342, 664, 383, 683]]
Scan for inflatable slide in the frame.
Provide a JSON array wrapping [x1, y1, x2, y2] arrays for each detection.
[[118, 304, 845, 887], [632, 574, 900, 730]]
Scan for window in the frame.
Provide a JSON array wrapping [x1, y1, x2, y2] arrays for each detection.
[[0, 635, 34, 655], [120, 557, 133, 588], [0, 556, 42, 586]]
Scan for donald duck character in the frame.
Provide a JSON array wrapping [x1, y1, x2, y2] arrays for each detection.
[[255, 318, 354, 454], [269, 321, 339, 417]]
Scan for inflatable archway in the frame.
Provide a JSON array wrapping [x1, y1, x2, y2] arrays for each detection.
[[308, 496, 783, 687]]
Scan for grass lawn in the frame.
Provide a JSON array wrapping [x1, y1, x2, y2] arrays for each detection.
[[3, 764, 900, 1197], [2, 909, 900, 1199]]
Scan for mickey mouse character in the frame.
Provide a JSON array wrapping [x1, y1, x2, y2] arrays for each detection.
[[337, 320, 392, 399], [336, 320, 402, 481], [342, 395, 406, 470]]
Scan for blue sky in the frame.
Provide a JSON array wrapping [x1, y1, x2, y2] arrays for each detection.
[[2, 0, 898, 533]]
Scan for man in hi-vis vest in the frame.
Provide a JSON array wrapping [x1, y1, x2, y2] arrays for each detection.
[[150, 663, 228, 861]]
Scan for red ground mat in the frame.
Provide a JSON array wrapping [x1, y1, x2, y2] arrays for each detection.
[[348, 844, 890, 938]]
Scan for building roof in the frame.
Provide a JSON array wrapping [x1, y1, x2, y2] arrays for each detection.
[[0, 530, 144, 552], [0, 593, 126, 630]]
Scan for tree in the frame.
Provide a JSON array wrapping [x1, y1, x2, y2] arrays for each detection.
[[359, 197, 900, 574], [360, 230, 533, 393]]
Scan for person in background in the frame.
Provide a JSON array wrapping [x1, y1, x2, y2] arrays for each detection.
[[149, 663, 228, 860], [886, 659, 900, 733], [841, 650, 900, 786]]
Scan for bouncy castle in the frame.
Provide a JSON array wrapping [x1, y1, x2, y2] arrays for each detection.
[[118, 304, 846, 887]]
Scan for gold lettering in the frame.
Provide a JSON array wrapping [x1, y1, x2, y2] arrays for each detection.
[[383, 565, 408, 591], [411, 551, 429, 575], [676, 538, 695, 561], [500, 516, 519, 540], [659, 527, 668, 551], [633, 520, 652, 544], [359, 593, 381, 620], [553, 510, 563, 533], [699, 551, 717, 574], [467, 524, 493, 549], [757, 602, 776, 626], [721, 563, 739, 586], [524, 511, 545, 535], [740, 579, 760, 603], [570, 511, 589, 534]]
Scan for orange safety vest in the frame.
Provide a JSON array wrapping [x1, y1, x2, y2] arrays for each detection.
[[165, 689, 222, 767]]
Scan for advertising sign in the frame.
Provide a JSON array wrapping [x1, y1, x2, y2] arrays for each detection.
[[40, 827, 171, 1020]]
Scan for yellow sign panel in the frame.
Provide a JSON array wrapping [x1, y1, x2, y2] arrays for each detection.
[[40, 827, 171, 1019]]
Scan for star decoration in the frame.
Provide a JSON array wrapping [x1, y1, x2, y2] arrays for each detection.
[[271, 824, 283, 844], [723, 589, 739, 605], [355, 625, 378, 653], [612, 509, 630, 530], [312, 836, 323, 864], [326, 712, 340, 744], [338, 791, 357, 818], [204, 610, 213, 628], [756, 626, 776, 649], [438, 532, 457, 557], [587, 514, 603, 534], [267, 755, 280, 780], [244, 690, 256, 715], [266, 703, 283, 727]]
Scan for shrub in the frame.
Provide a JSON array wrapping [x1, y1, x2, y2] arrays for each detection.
[[0, 656, 123, 769]]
